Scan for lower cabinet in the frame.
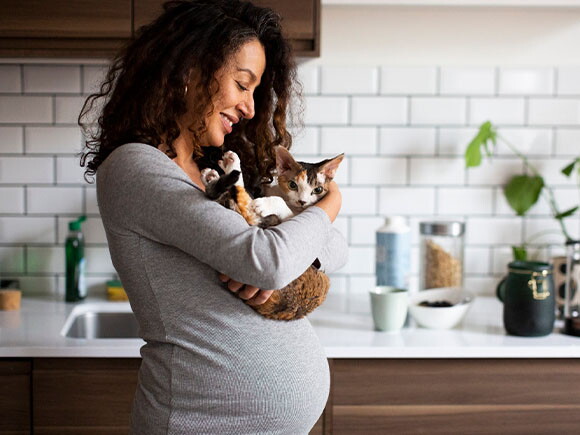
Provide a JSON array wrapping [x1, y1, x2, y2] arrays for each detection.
[[2, 358, 580, 434]]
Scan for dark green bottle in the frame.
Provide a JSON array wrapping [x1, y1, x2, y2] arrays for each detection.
[[65, 216, 87, 302]]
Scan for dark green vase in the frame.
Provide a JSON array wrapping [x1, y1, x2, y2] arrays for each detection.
[[497, 260, 555, 337]]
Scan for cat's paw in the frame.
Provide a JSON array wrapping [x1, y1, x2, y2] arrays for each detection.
[[218, 151, 241, 174], [251, 197, 294, 221], [200, 168, 220, 186]]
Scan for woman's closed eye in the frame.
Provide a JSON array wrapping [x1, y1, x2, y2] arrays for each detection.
[[236, 81, 249, 92]]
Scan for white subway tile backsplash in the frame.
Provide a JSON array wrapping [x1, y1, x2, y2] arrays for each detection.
[[494, 128, 552, 156], [27, 246, 64, 273], [410, 157, 465, 186], [341, 187, 377, 215], [438, 187, 494, 215], [321, 127, 377, 155], [55, 96, 86, 124], [0, 127, 23, 153], [499, 67, 554, 95], [525, 217, 570, 244], [290, 127, 319, 155], [469, 98, 525, 125], [438, 127, 479, 155], [82, 65, 108, 95], [56, 156, 86, 184], [466, 217, 522, 245], [23, 66, 81, 94], [350, 216, 384, 245], [554, 129, 580, 155], [27, 187, 83, 214], [303, 96, 349, 125], [351, 157, 406, 185], [0, 217, 56, 243], [0, 247, 25, 273], [0, 156, 53, 183], [380, 127, 436, 155], [321, 66, 378, 95], [380, 67, 437, 95], [25, 126, 83, 154], [0, 96, 52, 124], [85, 247, 116, 273], [0, 65, 21, 93], [351, 97, 407, 125], [528, 98, 580, 126], [466, 158, 523, 186], [410, 97, 466, 125], [0, 187, 24, 213], [440, 67, 495, 96], [378, 187, 435, 215], [1, 61, 577, 297]]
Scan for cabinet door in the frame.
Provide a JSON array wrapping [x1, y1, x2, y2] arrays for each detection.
[[33, 358, 140, 434], [0, 359, 31, 434], [133, 0, 320, 57], [0, 0, 131, 57], [332, 359, 580, 435]]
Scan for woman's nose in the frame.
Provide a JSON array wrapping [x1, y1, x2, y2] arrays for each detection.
[[237, 96, 255, 120]]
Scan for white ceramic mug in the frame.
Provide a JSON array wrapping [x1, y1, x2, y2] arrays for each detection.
[[369, 286, 408, 332]]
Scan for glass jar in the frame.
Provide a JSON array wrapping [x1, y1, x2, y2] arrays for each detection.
[[419, 221, 465, 291], [563, 240, 580, 336]]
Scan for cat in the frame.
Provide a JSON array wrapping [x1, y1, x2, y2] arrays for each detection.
[[199, 146, 344, 320]]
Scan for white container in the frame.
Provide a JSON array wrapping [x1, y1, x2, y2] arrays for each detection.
[[375, 216, 411, 289], [409, 287, 474, 330]]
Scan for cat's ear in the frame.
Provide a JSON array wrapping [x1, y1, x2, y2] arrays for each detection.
[[320, 154, 344, 180], [275, 146, 300, 176]]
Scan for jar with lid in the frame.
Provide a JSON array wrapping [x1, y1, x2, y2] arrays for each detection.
[[563, 240, 580, 336], [419, 221, 465, 290]]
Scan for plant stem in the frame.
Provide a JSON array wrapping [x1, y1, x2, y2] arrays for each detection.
[[497, 133, 572, 241]]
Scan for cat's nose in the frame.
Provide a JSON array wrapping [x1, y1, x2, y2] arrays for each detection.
[[298, 200, 306, 206]]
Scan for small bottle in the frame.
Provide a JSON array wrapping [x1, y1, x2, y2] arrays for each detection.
[[65, 216, 87, 302], [375, 216, 411, 289]]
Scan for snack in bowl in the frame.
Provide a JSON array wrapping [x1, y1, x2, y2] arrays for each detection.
[[409, 287, 474, 329]]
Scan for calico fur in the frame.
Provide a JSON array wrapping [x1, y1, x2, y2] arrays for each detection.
[[199, 147, 343, 320]]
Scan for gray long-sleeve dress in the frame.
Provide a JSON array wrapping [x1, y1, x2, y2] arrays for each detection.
[[96, 143, 348, 434]]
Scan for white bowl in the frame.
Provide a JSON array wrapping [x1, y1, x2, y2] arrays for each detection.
[[409, 287, 474, 330]]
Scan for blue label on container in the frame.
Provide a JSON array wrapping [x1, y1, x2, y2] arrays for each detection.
[[376, 232, 410, 288]]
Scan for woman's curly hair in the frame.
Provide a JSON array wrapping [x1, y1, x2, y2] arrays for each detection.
[[79, 0, 299, 191]]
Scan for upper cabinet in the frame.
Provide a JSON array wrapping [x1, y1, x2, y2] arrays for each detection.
[[0, 0, 131, 57], [133, 0, 320, 57], [0, 0, 320, 58]]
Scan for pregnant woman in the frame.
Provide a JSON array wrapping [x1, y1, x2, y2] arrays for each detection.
[[78, 1, 348, 433]]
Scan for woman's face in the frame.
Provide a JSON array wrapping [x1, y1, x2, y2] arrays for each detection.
[[198, 39, 266, 147]]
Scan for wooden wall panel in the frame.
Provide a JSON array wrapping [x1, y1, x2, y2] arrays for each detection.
[[0, 360, 31, 434]]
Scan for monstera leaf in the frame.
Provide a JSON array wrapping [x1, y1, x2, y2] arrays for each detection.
[[503, 175, 544, 216]]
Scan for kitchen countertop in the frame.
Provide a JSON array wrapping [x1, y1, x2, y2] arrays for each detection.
[[1, 294, 580, 358]]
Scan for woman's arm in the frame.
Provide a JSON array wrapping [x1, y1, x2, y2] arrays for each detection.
[[98, 144, 336, 290]]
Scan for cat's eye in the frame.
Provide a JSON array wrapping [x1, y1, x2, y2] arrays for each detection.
[[313, 186, 323, 195], [288, 181, 298, 190]]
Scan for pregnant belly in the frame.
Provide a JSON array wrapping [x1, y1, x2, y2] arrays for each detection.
[[168, 318, 330, 434]]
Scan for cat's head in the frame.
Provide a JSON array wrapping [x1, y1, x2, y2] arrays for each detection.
[[275, 146, 344, 210]]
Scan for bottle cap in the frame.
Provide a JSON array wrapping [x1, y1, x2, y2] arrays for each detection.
[[69, 215, 87, 231], [420, 221, 465, 237], [385, 216, 406, 227]]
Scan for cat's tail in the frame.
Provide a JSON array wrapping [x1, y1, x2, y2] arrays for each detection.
[[205, 170, 241, 200]]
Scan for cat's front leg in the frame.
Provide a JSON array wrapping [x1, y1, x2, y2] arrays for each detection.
[[218, 151, 244, 187], [251, 197, 295, 221], [200, 168, 220, 187]]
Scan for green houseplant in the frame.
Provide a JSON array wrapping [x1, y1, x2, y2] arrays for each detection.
[[465, 121, 580, 260]]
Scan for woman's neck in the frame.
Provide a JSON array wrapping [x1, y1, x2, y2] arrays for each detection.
[[159, 134, 206, 191]]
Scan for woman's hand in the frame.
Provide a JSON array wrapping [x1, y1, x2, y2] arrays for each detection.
[[314, 181, 342, 222], [219, 274, 274, 306]]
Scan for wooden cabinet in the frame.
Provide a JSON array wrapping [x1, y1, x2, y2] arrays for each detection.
[[33, 358, 140, 434], [0, 0, 320, 58], [331, 359, 580, 434], [0, 359, 31, 434], [0, 0, 131, 57]]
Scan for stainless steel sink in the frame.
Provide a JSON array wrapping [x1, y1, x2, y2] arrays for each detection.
[[62, 310, 140, 339]]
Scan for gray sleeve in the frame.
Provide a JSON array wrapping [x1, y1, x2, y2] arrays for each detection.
[[97, 145, 335, 290], [316, 227, 349, 273]]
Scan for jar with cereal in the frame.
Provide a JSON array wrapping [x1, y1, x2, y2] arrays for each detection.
[[419, 221, 465, 291]]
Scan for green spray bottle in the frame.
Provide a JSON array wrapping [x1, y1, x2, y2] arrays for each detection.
[[65, 216, 87, 302]]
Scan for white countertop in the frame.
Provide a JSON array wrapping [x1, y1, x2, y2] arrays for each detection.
[[1, 294, 580, 358]]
